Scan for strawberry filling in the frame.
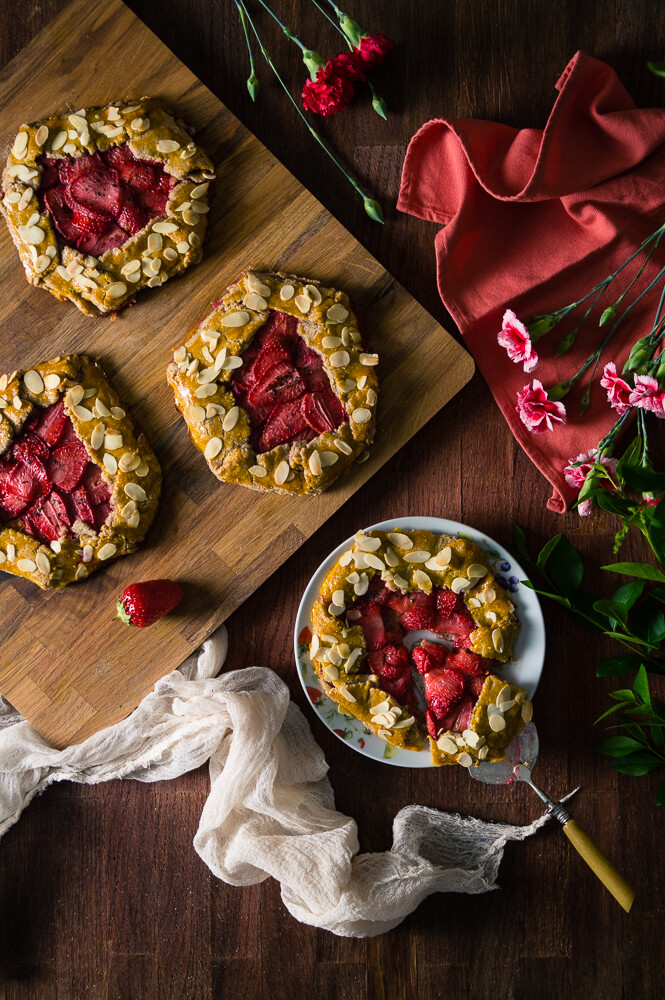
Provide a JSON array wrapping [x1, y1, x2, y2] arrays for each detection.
[[230, 311, 347, 453], [345, 579, 493, 739], [0, 402, 111, 543], [38, 144, 173, 257]]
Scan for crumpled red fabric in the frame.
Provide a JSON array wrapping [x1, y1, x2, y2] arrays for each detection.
[[398, 51, 665, 511]]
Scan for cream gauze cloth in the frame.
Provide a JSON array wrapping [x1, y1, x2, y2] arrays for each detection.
[[0, 626, 553, 938]]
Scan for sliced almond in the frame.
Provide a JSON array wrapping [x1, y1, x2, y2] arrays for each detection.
[[107, 282, 127, 299], [458, 752, 473, 768], [119, 452, 140, 472], [322, 336, 342, 349], [308, 451, 322, 476], [104, 432, 123, 450], [359, 353, 379, 366], [153, 221, 178, 235], [98, 543, 117, 561], [103, 453, 118, 474], [250, 465, 267, 478], [124, 482, 147, 502], [319, 451, 339, 468], [280, 284, 294, 301], [324, 664, 339, 682], [71, 404, 93, 421], [355, 534, 381, 552], [294, 294, 311, 313], [243, 292, 268, 311], [363, 553, 384, 571], [304, 283, 322, 306], [17, 558, 37, 573], [23, 370, 43, 395], [185, 404, 206, 424], [90, 422, 105, 450], [404, 550, 431, 563], [521, 700, 533, 723], [338, 684, 356, 703], [326, 303, 348, 324], [156, 139, 180, 153], [221, 311, 249, 327], [484, 587, 496, 604], [413, 569, 432, 591], [222, 406, 240, 432], [274, 460, 290, 486], [329, 351, 350, 368], [351, 407, 371, 424], [204, 437, 222, 460], [246, 273, 270, 296], [437, 736, 458, 755], [353, 573, 369, 596], [451, 576, 471, 594], [467, 563, 488, 580], [492, 628, 505, 654], [462, 729, 480, 748], [489, 713, 506, 732]]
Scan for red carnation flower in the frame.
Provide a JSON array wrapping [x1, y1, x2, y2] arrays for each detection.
[[332, 50, 366, 82], [302, 61, 355, 116], [355, 33, 394, 69]]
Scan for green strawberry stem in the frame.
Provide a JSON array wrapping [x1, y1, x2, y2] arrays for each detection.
[[235, 0, 384, 222], [114, 599, 134, 626]]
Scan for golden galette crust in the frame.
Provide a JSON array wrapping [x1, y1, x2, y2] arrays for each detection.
[[166, 270, 379, 496], [0, 99, 214, 316], [0, 354, 161, 589]]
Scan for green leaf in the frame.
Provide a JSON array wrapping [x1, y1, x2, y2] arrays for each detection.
[[609, 754, 662, 776], [596, 491, 636, 518], [656, 781, 665, 806], [525, 586, 572, 609], [613, 580, 646, 608], [595, 703, 626, 723], [631, 600, 665, 645], [633, 664, 652, 705], [651, 587, 665, 603], [602, 562, 665, 583], [648, 60, 665, 78], [546, 534, 584, 593], [618, 465, 665, 494], [592, 599, 627, 628], [596, 654, 646, 677], [596, 735, 645, 756], [609, 689, 637, 702], [536, 534, 563, 573]]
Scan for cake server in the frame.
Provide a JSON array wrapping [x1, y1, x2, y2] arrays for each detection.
[[468, 723, 635, 912]]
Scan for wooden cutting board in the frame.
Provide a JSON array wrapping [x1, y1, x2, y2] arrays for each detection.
[[0, 0, 474, 748]]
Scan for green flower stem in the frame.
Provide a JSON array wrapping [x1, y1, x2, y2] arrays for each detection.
[[324, 0, 365, 47], [310, 0, 388, 118], [236, 2, 259, 99], [311, 0, 348, 38], [555, 284, 609, 357], [254, 0, 324, 79], [236, 0, 383, 223], [554, 263, 665, 400]]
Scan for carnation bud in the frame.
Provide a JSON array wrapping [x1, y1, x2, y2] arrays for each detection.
[[363, 198, 384, 224], [247, 71, 259, 102], [528, 314, 559, 342], [371, 92, 387, 120], [599, 304, 618, 326], [623, 337, 653, 374], [548, 379, 573, 401], [655, 352, 665, 382], [339, 14, 364, 48], [302, 48, 325, 81]]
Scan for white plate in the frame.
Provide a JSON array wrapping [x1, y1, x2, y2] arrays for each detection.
[[294, 516, 545, 768]]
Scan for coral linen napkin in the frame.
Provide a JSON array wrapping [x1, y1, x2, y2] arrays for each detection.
[[0, 627, 558, 938], [398, 51, 665, 511]]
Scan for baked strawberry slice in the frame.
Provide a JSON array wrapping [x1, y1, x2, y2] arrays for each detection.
[[81, 463, 110, 506], [247, 362, 306, 409], [93, 501, 112, 530], [258, 400, 308, 452], [59, 151, 105, 186], [445, 648, 490, 678], [117, 194, 148, 235], [139, 187, 170, 216], [85, 223, 128, 256], [380, 605, 405, 644], [43, 188, 83, 245], [121, 160, 157, 193], [23, 491, 70, 542], [400, 606, 437, 631], [432, 609, 476, 646], [439, 693, 475, 734], [11, 433, 49, 465], [436, 587, 462, 616], [301, 391, 339, 434], [46, 439, 88, 492], [70, 484, 95, 526], [294, 340, 330, 392], [423, 666, 465, 739], [0, 458, 49, 516], [468, 675, 487, 700], [251, 339, 293, 385], [366, 644, 413, 703], [367, 578, 393, 605], [40, 158, 61, 190], [349, 601, 386, 650], [70, 167, 123, 218], [67, 195, 113, 236], [386, 590, 436, 615], [411, 641, 448, 675]]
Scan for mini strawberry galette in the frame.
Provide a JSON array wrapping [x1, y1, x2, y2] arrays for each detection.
[[309, 528, 532, 767], [167, 270, 378, 495], [1, 100, 214, 316], [0, 355, 161, 589]]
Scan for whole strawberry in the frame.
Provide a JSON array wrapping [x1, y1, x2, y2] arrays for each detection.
[[115, 579, 183, 627]]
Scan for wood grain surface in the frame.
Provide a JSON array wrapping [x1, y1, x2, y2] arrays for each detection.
[[0, 0, 472, 749], [1, 2, 664, 999]]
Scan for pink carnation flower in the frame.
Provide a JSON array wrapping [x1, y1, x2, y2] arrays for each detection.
[[628, 374, 665, 418], [564, 450, 618, 516], [600, 362, 632, 416], [498, 309, 538, 373], [516, 380, 566, 433]]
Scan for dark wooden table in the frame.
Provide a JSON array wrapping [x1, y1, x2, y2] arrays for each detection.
[[0, 2, 663, 998]]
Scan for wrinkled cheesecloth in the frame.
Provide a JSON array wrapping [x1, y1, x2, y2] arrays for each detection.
[[0, 627, 555, 937]]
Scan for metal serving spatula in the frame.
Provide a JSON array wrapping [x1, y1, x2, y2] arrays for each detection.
[[468, 724, 636, 912]]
